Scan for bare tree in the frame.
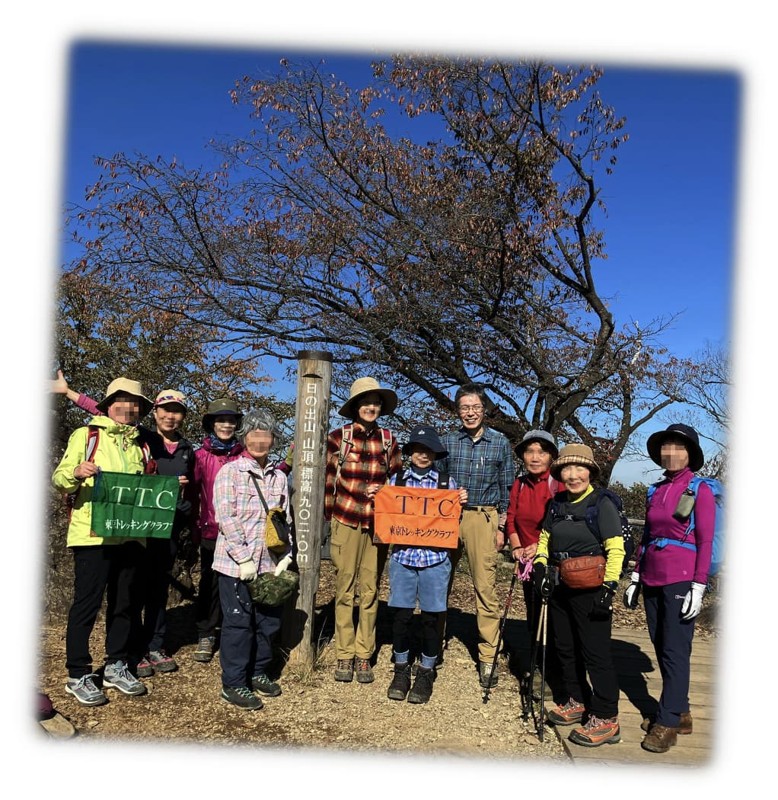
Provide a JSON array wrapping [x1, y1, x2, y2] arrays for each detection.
[[65, 57, 695, 482]]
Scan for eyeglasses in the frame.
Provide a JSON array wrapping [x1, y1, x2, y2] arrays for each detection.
[[458, 404, 484, 413]]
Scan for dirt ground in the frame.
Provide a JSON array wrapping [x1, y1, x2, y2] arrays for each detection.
[[36, 553, 719, 763]]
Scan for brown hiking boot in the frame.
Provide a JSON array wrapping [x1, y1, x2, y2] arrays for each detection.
[[641, 723, 678, 753], [355, 657, 375, 683], [641, 712, 692, 735], [547, 697, 586, 726], [334, 658, 354, 682], [568, 715, 621, 747]]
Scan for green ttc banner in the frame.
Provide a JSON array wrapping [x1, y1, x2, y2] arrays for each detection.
[[90, 471, 180, 539]]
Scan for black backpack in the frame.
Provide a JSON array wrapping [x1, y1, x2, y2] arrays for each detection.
[[394, 469, 450, 489], [550, 487, 634, 578]]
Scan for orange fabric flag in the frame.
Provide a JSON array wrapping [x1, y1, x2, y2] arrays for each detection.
[[373, 485, 461, 548]]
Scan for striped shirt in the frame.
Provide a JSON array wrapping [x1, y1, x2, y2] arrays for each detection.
[[324, 422, 402, 529], [212, 455, 290, 578], [438, 426, 514, 513], [389, 468, 458, 568]]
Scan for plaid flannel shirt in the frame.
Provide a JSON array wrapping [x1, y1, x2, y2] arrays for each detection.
[[437, 426, 514, 513], [324, 422, 402, 529]]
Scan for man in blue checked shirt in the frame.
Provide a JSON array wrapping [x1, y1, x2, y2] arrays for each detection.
[[437, 383, 515, 689], [385, 426, 468, 705]]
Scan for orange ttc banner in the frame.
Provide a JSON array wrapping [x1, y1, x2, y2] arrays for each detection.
[[373, 485, 461, 548]]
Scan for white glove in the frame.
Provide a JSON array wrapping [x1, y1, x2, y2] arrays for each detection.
[[238, 559, 257, 582], [274, 554, 293, 577], [680, 581, 706, 621], [624, 573, 641, 609]]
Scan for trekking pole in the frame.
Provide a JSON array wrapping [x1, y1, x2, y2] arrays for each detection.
[[482, 563, 519, 704], [536, 596, 548, 741]]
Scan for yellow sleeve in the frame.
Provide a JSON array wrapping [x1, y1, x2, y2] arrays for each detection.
[[603, 535, 626, 583], [534, 528, 550, 566], [52, 427, 88, 494]]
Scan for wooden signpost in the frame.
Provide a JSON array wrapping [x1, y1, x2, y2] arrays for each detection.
[[285, 350, 332, 666]]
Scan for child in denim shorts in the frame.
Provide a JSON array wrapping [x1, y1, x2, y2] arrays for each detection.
[[385, 425, 468, 704]]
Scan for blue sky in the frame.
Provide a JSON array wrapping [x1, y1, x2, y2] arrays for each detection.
[[6, 4, 775, 789], [61, 42, 739, 486]]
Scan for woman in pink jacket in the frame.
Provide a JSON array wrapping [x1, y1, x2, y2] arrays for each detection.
[[190, 398, 244, 663]]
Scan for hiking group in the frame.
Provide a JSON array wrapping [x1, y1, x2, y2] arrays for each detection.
[[49, 372, 717, 754]]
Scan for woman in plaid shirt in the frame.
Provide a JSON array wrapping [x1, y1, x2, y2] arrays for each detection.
[[324, 377, 402, 684], [213, 409, 292, 710]]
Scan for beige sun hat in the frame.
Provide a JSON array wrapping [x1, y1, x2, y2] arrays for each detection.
[[550, 443, 600, 481], [95, 377, 153, 417], [339, 377, 398, 419]]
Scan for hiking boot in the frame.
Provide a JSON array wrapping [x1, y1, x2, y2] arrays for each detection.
[[147, 650, 178, 673], [641, 712, 692, 735], [568, 715, 621, 747], [136, 655, 154, 678], [407, 666, 435, 704], [355, 657, 375, 684], [251, 673, 282, 697], [547, 697, 586, 726], [103, 661, 147, 696], [641, 723, 678, 753], [221, 686, 263, 710], [334, 658, 354, 682], [478, 661, 498, 688], [193, 636, 216, 662], [387, 663, 412, 701], [65, 673, 108, 707]]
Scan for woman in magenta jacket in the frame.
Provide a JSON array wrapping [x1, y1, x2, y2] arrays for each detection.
[[624, 423, 715, 754], [190, 398, 244, 663]]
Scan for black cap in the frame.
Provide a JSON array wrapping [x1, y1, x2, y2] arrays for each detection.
[[402, 425, 447, 457]]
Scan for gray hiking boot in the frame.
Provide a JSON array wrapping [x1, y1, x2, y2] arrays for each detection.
[[251, 673, 282, 697], [103, 661, 147, 696], [221, 686, 263, 710], [65, 673, 107, 707], [193, 636, 216, 663], [479, 661, 498, 688]]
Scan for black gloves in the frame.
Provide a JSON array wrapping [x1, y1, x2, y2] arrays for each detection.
[[533, 562, 552, 598], [591, 581, 618, 620]]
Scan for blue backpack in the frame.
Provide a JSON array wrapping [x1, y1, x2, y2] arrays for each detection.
[[645, 476, 724, 576]]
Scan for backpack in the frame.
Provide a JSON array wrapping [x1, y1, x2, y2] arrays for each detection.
[[332, 423, 393, 493], [394, 469, 451, 489], [645, 476, 724, 577], [550, 487, 634, 579]]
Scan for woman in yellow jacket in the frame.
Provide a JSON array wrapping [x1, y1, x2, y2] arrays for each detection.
[[532, 444, 624, 747], [52, 377, 154, 707]]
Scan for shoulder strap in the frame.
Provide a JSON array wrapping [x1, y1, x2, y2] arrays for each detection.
[[249, 473, 271, 513], [437, 471, 450, 489], [394, 470, 407, 487], [85, 426, 100, 462], [333, 424, 354, 495]]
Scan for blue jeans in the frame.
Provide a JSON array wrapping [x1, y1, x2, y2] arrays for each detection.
[[218, 574, 282, 688]]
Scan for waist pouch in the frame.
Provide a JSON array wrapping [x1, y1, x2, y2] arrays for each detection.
[[559, 554, 606, 590]]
